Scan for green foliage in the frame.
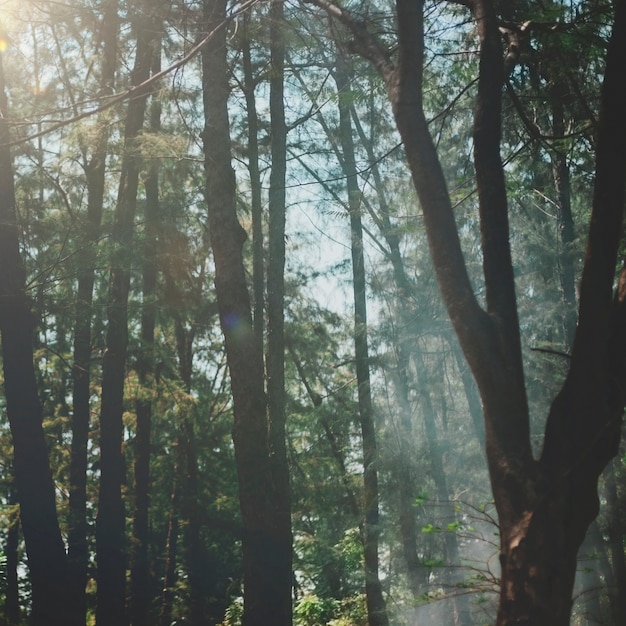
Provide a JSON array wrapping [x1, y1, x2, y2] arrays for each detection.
[[0, 0, 620, 624], [294, 594, 339, 626], [218, 597, 243, 626]]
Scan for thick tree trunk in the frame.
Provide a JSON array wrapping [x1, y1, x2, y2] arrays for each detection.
[[309, 0, 626, 623], [68, 2, 119, 618], [96, 4, 157, 623], [334, 55, 389, 626], [0, 49, 80, 626]]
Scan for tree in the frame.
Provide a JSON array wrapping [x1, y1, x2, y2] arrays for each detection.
[[305, 0, 626, 623], [266, 2, 294, 624], [201, 1, 292, 623], [0, 38, 81, 626], [96, 2, 159, 623], [334, 54, 389, 626], [68, 2, 119, 619]]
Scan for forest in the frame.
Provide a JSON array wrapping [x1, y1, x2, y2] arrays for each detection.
[[0, 0, 624, 625]]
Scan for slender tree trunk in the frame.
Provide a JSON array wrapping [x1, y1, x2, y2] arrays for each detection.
[[0, 48, 80, 626], [161, 215, 203, 625], [96, 4, 157, 623], [334, 54, 389, 626], [182, 411, 203, 625], [548, 51, 578, 349], [130, 34, 162, 626], [68, 2, 119, 618], [201, 2, 290, 623], [266, 3, 293, 623], [159, 465, 180, 626], [241, 13, 265, 344]]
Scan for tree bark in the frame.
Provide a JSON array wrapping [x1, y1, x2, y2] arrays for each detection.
[[241, 13, 265, 345], [159, 463, 180, 626], [266, 2, 294, 623], [130, 33, 162, 626], [201, 2, 289, 624]]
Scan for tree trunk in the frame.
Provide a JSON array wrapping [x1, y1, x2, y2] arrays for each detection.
[[96, 4, 157, 623], [68, 2, 119, 618], [160, 207, 205, 625], [130, 34, 162, 626], [201, 2, 289, 623], [309, 0, 626, 623], [334, 54, 389, 626], [241, 13, 265, 344], [0, 47, 80, 626], [159, 448, 182, 626], [266, 2, 294, 623]]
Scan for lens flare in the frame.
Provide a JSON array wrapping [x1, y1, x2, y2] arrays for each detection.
[[222, 311, 252, 342]]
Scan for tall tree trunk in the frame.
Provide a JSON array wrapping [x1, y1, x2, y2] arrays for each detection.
[[309, 0, 626, 623], [160, 211, 204, 625], [352, 92, 482, 609], [266, 3, 294, 623], [201, 2, 289, 624], [130, 33, 162, 626], [96, 4, 157, 623], [0, 47, 80, 626], [334, 54, 389, 626], [68, 2, 119, 618], [159, 462, 181, 626], [241, 13, 265, 344], [547, 45, 578, 350]]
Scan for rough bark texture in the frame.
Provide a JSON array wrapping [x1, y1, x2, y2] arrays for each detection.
[[201, 1, 291, 624]]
